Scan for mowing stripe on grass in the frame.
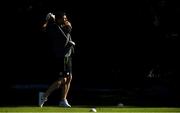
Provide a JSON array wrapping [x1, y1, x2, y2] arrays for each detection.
[[0, 112, 180, 113]]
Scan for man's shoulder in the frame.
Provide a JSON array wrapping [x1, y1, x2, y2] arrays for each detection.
[[47, 23, 59, 30]]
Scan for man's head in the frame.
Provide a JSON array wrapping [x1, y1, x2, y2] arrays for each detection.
[[55, 11, 68, 25], [55, 11, 72, 31]]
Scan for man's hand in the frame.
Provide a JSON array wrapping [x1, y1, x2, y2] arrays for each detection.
[[64, 21, 72, 28], [46, 12, 55, 21]]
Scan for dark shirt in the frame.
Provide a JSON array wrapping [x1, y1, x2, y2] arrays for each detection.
[[46, 22, 74, 58]]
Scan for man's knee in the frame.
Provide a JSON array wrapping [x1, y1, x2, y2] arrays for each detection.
[[59, 72, 72, 84], [57, 77, 67, 85], [66, 75, 72, 83], [68, 75, 72, 81], [63, 77, 67, 84], [63, 75, 72, 84]]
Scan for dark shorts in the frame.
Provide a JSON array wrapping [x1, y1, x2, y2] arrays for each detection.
[[64, 56, 72, 75], [52, 56, 72, 78]]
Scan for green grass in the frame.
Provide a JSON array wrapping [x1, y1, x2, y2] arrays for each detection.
[[0, 106, 180, 112]]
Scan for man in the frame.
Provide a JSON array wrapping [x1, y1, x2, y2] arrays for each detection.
[[40, 11, 75, 107]]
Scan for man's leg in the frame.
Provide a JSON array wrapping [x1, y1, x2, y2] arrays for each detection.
[[59, 75, 72, 107], [62, 75, 72, 99], [59, 56, 72, 107], [45, 79, 63, 98], [63, 57, 73, 100], [40, 78, 64, 107]]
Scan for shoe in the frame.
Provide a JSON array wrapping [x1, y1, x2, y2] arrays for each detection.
[[39, 94, 48, 108], [59, 99, 71, 107]]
